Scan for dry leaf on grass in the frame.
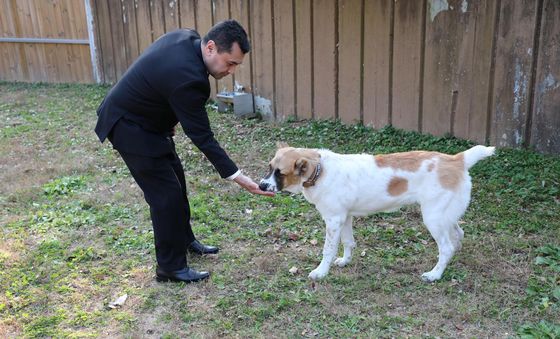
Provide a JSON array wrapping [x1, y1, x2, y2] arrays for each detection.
[[107, 294, 128, 309]]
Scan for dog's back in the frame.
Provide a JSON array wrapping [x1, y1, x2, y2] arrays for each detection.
[[307, 146, 495, 216]]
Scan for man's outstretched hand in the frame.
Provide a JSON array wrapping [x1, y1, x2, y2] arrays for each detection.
[[234, 174, 275, 197]]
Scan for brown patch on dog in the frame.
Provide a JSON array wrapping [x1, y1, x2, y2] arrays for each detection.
[[387, 177, 408, 196], [375, 151, 437, 172], [437, 153, 465, 190], [376, 150, 465, 191]]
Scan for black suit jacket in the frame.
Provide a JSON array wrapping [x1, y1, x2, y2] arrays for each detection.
[[95, 29, 238, 178]]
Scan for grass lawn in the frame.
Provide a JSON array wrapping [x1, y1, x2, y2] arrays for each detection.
[[1, 82, 559, 338]]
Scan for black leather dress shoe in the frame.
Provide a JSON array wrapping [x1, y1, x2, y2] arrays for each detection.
[[188, 240, 219, 255], [155, 266, 210, 283]]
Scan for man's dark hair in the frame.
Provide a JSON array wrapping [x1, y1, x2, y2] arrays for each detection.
[[203, 19, 251, 54]]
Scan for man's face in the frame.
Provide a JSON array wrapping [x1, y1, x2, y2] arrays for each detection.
[[202, 40, 244, 80]]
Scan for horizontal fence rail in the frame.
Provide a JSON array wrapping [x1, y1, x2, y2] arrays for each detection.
[[0, 37, 90, 44]]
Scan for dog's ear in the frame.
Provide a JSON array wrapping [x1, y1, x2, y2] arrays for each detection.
[[294, 158, 308, 176], [276, 141, 290, 149]]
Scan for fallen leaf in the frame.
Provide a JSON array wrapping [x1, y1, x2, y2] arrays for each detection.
[[360, 250, 366, 257], [108, 294, 128, 309], [289, 266, 299, 274], [288, 233, 299, 241], [310, 239, 318, 245]]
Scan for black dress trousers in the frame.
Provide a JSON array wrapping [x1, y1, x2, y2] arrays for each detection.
[[110, 118, 195, 271]]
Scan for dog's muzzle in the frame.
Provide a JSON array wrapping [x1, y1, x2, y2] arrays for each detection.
[[259, 175, 278, 192], [258, 181, 271, 191]]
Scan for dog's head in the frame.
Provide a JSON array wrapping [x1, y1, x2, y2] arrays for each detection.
[[259, 143, 321, 193]]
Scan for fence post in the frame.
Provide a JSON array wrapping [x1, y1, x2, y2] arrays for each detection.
[[85, 0, 101, 83]]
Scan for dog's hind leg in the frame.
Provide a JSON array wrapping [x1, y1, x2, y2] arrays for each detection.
[[309, 215, 345, 280], [334, 216, 356, 267], [420, 200, 466, 282]]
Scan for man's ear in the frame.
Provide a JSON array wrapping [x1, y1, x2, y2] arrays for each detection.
[[205, 40, 217, 55], [294, 158, 308, 176], [277, 141, 290, 149]]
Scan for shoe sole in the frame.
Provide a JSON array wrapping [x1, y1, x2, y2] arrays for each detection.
[[187, 250, 220, 255], [155, 275, 209, 283]]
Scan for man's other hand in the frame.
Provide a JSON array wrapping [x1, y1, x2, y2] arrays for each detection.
[[234, 174, 275, 197]]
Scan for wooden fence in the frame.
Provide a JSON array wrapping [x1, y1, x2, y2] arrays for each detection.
[[1, 1, 559, 154], [0, 0, 94, 83]]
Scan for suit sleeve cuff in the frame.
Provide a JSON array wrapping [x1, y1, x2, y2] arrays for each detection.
[[225, 169, 242, 181]]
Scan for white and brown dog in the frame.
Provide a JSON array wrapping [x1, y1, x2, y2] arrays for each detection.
[[259, 143, 495, 282]]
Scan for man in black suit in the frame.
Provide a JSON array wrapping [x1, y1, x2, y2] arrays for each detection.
[[95, 20, 273, 284]]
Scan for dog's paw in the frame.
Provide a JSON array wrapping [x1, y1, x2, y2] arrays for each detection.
[[334, 257, 350, 267], [308, 269, 327, 280], [421, 271, 442, 283]]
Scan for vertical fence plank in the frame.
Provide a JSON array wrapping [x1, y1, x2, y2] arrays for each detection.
[[196, 0, 214, 37], [531, 0, 559, 154], [36, 0, 60, 82], [313, 0, 336, 120], [52, 0, 72, 82], [490, 1, 538, 147], [164, 0, 180, 32], [423, 0, 470, 137], [273, 0, 295, 119], [179, 0, 196, 29], [88, 0, 105, 82], [75, 1, 93, 80], [363, 0, 391, 128], [251, 0, 275, 117], [196, 0, 217, 98], [94, 0, 116, 83], [453, 0, 496, 143], [338, 0, 362, 124], [392, 0, 424, 131], [135, 0, 153, 54], [14, 0, 36, 81], [1, 1, 25, 81], [230, 0, 253, 93], [423, 0, 495, 142], [292, 0, 312, 119], [122, 0, 140, 66], [70, 0, 88, 38], [214, 0, 233, 93], [108, 0, 128, 81], [66, 0, 90, 82], [294, 0, 312, 120], [0, 1, 15, 37], [213, 0, 230, 23], [151, 0, 166, 39], [0, 43, 21, 81]]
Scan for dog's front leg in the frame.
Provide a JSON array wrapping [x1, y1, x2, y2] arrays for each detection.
[[309, 216, 345, 280], [334, 216, 355, 267]]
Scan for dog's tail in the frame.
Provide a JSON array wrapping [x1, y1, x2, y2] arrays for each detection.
[[462, 145, 495, 169]]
